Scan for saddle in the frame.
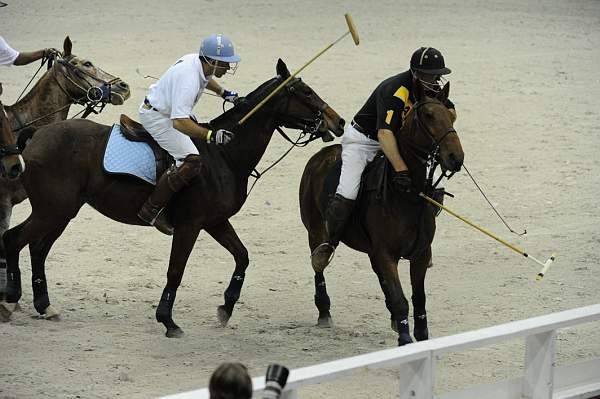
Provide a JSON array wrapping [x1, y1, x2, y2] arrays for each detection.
[[320, 151, 446, 216], [119, 114, 173, 179]]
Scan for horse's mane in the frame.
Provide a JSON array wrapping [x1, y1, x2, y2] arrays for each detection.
[[209, 76, 282, 130]]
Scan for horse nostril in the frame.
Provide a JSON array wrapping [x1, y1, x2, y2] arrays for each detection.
[[338, 118, 345, 128], [119, 82, 129, 89]]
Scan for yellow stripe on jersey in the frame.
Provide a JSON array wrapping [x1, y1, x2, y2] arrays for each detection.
[[393, 86, 409, 103], [385, 110, 394, 124]]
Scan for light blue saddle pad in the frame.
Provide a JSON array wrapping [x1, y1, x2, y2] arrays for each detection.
[[103, 124, 157, 185]]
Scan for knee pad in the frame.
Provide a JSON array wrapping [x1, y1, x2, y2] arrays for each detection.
[[167, 155, 203, 191]]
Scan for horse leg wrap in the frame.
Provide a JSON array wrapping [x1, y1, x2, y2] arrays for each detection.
[[5, 269, 21, 303], [32, 276, 50, 315], [395, 317, 413, 346], [156, 287, 177, 325], [0, 258, 6, 299], [223, 273, 244, 315], [314, 272, 331, 313]]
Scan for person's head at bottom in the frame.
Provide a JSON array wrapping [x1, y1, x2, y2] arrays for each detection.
[[209, 362, 252, 399]]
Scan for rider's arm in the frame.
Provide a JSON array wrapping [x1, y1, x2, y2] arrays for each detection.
[[13, 49, 46, 66], [206, 78, 224, 96], [172, 118, 211, 140], [378, 129, 407, 172]]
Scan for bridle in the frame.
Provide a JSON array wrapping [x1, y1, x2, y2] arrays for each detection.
[[51, 54, 124, 117], [272, 77, 329, 146], [245, 76, 334, 196], [0, 107, 21, 166], [399, 99, 457, 187], [11, 53, 123, 133]]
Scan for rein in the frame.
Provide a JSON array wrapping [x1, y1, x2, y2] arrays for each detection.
[[244, 77, 328, 197]]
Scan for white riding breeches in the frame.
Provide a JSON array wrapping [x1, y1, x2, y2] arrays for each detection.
[[139, 105, 199, 167], [335, 124, 381, 200]]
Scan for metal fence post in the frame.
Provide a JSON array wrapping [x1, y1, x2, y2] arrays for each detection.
[[522, 330, 556, 399]]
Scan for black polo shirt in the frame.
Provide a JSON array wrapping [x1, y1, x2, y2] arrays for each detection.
[[352, 70, 454, 141]]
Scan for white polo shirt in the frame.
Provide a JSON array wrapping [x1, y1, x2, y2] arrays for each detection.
[[145, 53, 209, 120], [0, 36, 19, 66]]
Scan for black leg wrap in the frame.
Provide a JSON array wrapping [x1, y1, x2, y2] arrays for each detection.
[[223, 274, 244, 315], [156, 287, 177, 327], [413, 313, 429, 341], [6, 269, 21, 303], [396, 317, 413, 346], [32, 277, 50, 314], [314, 272, 330, 313]]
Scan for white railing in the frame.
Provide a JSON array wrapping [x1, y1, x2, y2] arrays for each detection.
[[160, 303, 600, 399]]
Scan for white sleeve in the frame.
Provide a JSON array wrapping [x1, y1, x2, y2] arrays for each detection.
[[0, 37, 19, 66]]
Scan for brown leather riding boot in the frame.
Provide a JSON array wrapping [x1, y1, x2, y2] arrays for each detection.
[[311, 194, 355, 272], [138, 155, 202, 235]]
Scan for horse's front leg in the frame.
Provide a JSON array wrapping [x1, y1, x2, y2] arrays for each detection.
[[156, 224, 201, 338], [410, 245, 431, 342], [0, 196, 12, 308], [369, 251, 412, 346], [205, 220, 249, 327]]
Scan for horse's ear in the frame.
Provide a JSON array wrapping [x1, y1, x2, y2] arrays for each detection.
[[437, 82, 450, 103], [63, 36, 72, 56], [276, 58, 290, 79], [414, 78, 426, 102]]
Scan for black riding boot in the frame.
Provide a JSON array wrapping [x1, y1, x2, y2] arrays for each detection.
[[311, 194, 355, 271], [138, 155, 202, 235]]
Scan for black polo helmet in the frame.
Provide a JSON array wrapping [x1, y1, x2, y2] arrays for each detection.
[[410, 47, 451, 75]]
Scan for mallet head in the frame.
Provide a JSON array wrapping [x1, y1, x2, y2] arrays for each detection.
[[345, 13, 360, 45]]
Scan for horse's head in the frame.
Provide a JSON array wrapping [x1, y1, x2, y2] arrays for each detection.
[[402, 79, 464, 173], [0, 107, 25, 180], [273, 59, 345, 138], [51, 36, 131, 106]]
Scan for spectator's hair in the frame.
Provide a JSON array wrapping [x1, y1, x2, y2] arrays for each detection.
[[209, 362, 253, 399]]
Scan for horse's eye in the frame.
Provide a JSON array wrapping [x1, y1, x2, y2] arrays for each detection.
[[83, 61, 93, 68]]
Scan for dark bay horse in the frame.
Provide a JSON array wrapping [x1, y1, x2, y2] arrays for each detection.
[[0, 36, 130, 238], [299, 80, 464, 346], [1, 59, 344, 337]]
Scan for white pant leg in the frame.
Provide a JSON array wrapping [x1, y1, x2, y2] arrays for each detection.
[[139, 106, 199, 167], [335, 125, 381, 200]]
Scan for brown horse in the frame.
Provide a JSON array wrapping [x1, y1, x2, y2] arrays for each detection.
[[0, 36, 130, 237], [0, 102, 24, 180], [1, 59, 344, 337], [299, 80, 464, 346]]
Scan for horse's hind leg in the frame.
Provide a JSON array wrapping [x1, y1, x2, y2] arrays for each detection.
[[28, 221, 69, 320], [410, 246, 431, 341], [205, 221, 249, 327], [0, 197, 13, 314]]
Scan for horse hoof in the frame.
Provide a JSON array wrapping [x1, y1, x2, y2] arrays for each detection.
[[217, 305, 231, 327], [165, 327, 184, 338], [414, 328, 429, 341], [398, 333, 413, 346], [317, 316, 334, 328], [44, 305, 61, 321]]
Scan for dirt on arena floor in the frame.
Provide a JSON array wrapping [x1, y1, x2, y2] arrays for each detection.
[[1, 1, 599, 398]]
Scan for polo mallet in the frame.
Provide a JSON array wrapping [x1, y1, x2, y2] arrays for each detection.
[[238, 13, 359, 125], [419, 193, 556, 280]]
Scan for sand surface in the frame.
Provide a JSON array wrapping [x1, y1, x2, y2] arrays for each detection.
[[1, 1, 599, 398]]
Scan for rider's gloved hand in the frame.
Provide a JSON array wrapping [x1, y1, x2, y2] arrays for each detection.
[[392, 170, 412, 192], [221, 89, 239, 103], [207, 129, 235, 145]]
